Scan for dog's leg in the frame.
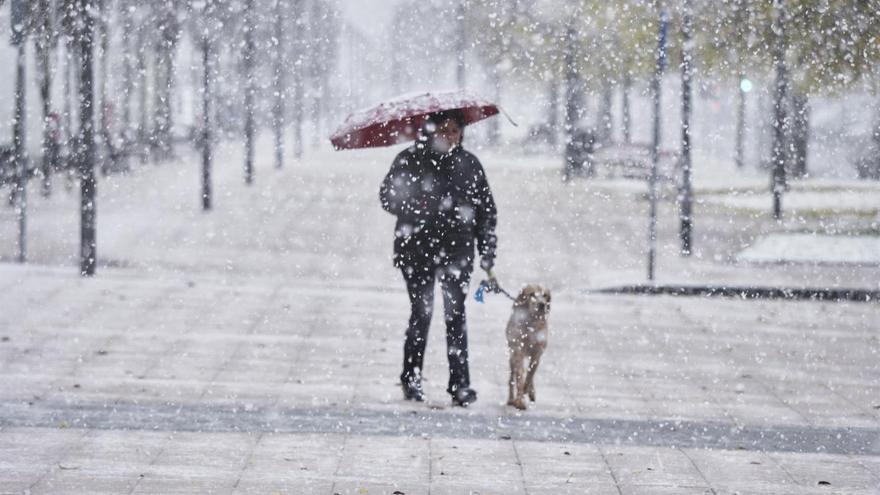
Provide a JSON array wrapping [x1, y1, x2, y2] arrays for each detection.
[[508, 351, 527, 410], [507, 352, 519, 406], [524, 351, 542, 402]]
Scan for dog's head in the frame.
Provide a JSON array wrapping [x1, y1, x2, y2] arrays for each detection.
[[514, 285, 551, 318]]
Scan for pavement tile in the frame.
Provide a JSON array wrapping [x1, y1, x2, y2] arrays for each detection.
[[429, 484, 526, 495], [618, 486, 713, 495], [329, 481, 428, 495], [27, 477, 141, 495], [231, 479, 333, 494], [515, 440, 616, 492], [601, 446, 710, 488], [429, 437, 524, 492], [130, 477, 235, 494], [335, 436, 429, 484], [768, 452, 880, 489], [526, 486, 621, 495], [683, 448, 807, 493]]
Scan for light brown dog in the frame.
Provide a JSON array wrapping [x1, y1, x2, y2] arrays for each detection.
[[506, 285, 551, 410]]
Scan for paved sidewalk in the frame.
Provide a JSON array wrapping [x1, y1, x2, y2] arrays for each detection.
[[1, 142, 879, 493]]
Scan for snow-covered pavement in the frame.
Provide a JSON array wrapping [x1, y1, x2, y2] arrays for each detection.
[[1, 138, 879, 493]]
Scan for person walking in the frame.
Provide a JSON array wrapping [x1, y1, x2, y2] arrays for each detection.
[[379, 109, 498, 407]]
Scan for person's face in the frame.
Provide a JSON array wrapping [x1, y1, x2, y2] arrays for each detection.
[[437, 119, 462, 145], [432, 119, 462, 153]]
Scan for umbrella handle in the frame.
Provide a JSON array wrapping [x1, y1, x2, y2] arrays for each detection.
[[498, 106, 518, 127]]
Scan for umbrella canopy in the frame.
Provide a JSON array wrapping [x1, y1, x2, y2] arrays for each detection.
[[330, 90, 504, 150]]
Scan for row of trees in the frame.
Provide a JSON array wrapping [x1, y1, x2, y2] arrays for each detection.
[[453, 0, 877, 271], [5, 0, 341, 274], [7, 0, 880, 275], [460, 0, 880, 179], [9, 0, 341, 187]]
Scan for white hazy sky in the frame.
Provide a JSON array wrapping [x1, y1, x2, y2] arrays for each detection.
[[339, 0, 396, 35]]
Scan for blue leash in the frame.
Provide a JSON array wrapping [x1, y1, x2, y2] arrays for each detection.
[[474, 279, 515, 303]]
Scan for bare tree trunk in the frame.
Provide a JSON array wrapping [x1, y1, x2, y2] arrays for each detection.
[[273, 0, 287, 169], [308, 0, 321, 150], [121, 3, 136, 169], [64, 37, 78, 190], [153, 5, 178, 161], [243, 0, 256, 184], [137, 29, 149, 163], [201, 39, 212, 210], [771, 0, 789, 220], [735, 73, 746, 168], [679, 0, 694, 256], [13, 42, 27, 262], [872, 95, 880, 178], [292, 53, 304, 159], [78, 0, 98, 276], [153, 42, 166, 159], [547, 76, 558, 148], [789, 92, 809, 178], [647, 9, 667, 281], [308, 90, 320, 150], [757, 81, 771, 169], [293, 83, 304, 159], [290, 0, 304, 160], [622, 74, 632, 144], [563, 25, 582, 180], [319, 71, 330, 147], [35, 0, 56, 198], [598, 81, 613, 144], [98, 11, 111, 175]]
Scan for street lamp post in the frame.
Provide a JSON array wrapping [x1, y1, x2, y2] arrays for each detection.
[[272, 0, 287, 170], [243, 0, 256, 185], [647, 8, 668, 281], [78, 0, 98, 276], [13, 38, 28, 264], [201, 37, 212, 210], [735, 74, 750, 168], [771, 0, 788, 221], [679, 0, 694, 256], [11, 0, 29, 264], [194, 0, 213, 210]]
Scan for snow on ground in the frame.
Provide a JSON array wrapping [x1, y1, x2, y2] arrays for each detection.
[[3, 134, 880, 287], [739, 233, 880, 265], [702, 188, 880, 216], [1, 137, 880, 491]]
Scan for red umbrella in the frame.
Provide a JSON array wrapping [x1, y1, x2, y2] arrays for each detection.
[[330, 90, 511, 150]]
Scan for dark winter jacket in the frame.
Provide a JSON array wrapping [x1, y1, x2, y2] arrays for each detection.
[[380, 142, 497, 268]]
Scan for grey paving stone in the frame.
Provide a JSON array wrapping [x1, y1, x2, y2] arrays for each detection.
[[601, 446, 710, 488], [526, 486, 622, 495], [618, 486, 713, 495], [515, 440, 616, 493], [335, 436, 429, 484], [130, 478, 236, 494], [429, 437, 525, 492], [329, 481, 428, 495], [231, 480, 333, 495], [27, 477, 141, 495], [767, 452, 880, 489]]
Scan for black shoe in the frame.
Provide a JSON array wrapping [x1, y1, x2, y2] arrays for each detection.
[[451, 388, 477, 407], [401, 381, 425, 402]]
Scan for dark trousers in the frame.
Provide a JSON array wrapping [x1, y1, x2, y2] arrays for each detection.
[[400, 257, 472, 395]]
